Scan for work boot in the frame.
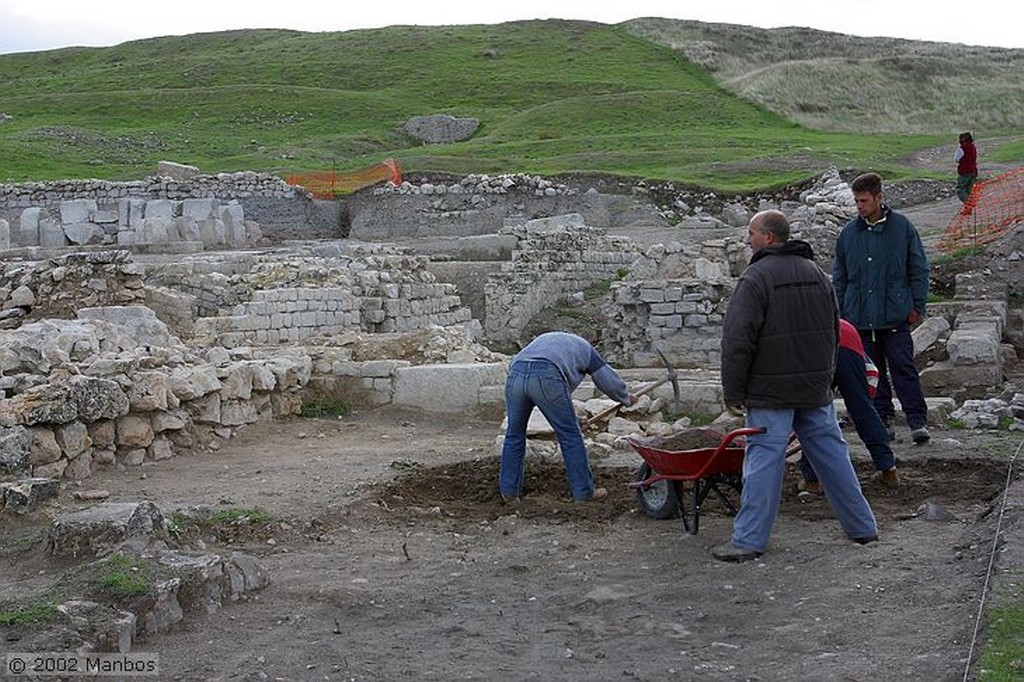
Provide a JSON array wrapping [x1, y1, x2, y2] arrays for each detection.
[[873, 468, 900, 488], [575, 487, 607, 503], [797, 478, 823, 495], [911, 426, 931, 444], [500, 493, 521, 505], [712, 541, 762, 563]]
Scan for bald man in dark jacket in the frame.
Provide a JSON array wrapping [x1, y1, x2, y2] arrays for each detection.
[[714, 210, 877, 562]]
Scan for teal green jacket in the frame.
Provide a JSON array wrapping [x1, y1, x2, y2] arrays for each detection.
[[833, 205, 929, 330]]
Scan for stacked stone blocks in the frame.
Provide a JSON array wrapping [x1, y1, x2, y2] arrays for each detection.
[[483, 214, 640, 343]]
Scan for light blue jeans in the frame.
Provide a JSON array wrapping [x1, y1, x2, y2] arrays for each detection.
[[732, 404, 878, 553], [499, 360, 596, 501]]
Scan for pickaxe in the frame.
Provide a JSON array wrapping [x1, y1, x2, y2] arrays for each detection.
[[587, 347, 680, 425]]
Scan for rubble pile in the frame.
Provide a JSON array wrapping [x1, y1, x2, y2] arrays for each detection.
[[0, 250, 146, 327], [0, 309, 312, 484], [376, 172, 577, 197]]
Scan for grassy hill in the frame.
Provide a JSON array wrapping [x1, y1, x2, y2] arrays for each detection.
[[0, 19, 1021, 191], [622, 18, 1024, 136]]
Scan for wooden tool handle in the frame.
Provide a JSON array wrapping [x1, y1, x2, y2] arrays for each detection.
[[588, 375, 670, 424]]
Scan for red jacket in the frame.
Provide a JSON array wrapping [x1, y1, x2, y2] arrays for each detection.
[[958, 141, 978, 176], [839, 319, 879, 398]]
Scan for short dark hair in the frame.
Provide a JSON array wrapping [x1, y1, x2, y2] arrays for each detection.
[[851, 172, 883, 195], [960, 131, 974, 143]]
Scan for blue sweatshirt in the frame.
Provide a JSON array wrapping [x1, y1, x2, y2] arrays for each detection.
[[513, 332, 631, 405]]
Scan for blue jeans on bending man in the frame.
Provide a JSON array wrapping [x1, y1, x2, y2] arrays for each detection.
[[499, 359, 597, 501]]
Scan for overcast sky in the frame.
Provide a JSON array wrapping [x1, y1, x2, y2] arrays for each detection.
[[1, 0, 1019, 55]]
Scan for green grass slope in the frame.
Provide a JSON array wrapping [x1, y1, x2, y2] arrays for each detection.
[[622, 18, 1024, 135], [0, 19, 1014, 190]]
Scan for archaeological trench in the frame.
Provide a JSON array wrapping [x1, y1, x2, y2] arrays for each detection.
[[1, 165, 1023, 652]]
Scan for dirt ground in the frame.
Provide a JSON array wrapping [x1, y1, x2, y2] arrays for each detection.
[[3, 406, 1016, 681]]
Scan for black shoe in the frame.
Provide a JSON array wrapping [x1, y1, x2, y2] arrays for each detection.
[[712, 542, 762, 563], [852, 535, 878, 545], [911, 426, 930, 444]]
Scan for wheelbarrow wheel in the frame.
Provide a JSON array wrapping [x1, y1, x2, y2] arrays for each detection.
[[634, 462, 681, 519]]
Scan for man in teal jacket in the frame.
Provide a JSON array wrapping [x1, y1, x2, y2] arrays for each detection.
[[833, 172, 931, 443]]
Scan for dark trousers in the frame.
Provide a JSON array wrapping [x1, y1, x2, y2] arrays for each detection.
[[859, 324, 928, 430], [801, 347, 897, 482]]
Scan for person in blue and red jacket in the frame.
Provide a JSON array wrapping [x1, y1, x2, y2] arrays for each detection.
[[798, 319, 900, 494]]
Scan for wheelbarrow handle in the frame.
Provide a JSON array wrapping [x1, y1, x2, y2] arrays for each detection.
[[720, 426, 801, 456], [718, 426, 766, 449]]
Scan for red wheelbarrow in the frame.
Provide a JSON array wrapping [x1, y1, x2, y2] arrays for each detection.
[[626, 426, 767, 534]]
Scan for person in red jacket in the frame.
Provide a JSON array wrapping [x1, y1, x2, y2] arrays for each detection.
[[954, 132, 978, 203], [798, 319, 900, 493]]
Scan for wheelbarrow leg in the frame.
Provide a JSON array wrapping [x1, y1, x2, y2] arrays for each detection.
[[704, 474, 744, 516], [674, 479, 702, 535]]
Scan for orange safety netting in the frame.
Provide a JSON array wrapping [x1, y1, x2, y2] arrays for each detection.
[[937, 168, 1024, 252], [285, 158, 402, 199]]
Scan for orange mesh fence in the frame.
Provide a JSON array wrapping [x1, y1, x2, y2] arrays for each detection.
[[285, 158, 402, 199], [937, 168, 1024, 252]]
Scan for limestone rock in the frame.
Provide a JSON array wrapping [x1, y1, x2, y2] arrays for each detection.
[[157, 160, 200, 180], [57, 600, 136, 653], [0, 425, 31, 474], [47, 501, 168, 559], [402, 114, 479, 144], [2, 476, 60, 513]]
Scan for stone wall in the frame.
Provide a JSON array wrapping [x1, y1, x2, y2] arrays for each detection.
[[0, 173, 341, 240], [918, 272, 1014, 401], [7, 197, 254, 252], [142, 243, 474, 348], [0, 250, 148, 327], [600, 238, 748, 369], [346, 174, 667, 240], [483, 214, 641, 344]]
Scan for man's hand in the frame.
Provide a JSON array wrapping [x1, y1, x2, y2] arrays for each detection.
[[726, 404, 746, 418], [907, 310, 922, 325]]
